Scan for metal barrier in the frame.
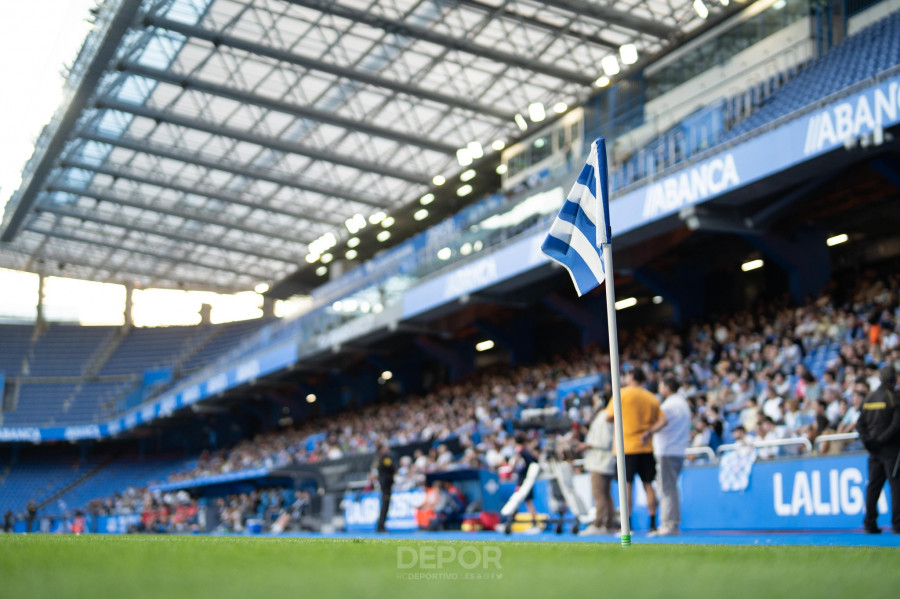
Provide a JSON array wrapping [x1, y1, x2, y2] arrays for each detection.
[[813, 432, 860, 451], [716, 436, 813, 456], [685, 446, 717, 463]]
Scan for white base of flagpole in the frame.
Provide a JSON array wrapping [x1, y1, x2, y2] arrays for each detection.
[[602, 243, 631, 546]]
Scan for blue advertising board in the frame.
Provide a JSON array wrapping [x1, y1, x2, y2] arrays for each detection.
[[343, 489, 427, 532]]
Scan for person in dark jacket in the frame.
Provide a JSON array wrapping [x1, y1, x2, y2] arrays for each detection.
[[856, 365, 900, 533], [374, 443, 396, 533]]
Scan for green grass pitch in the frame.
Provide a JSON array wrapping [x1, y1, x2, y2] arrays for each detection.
[[1, 535, 898, 599]]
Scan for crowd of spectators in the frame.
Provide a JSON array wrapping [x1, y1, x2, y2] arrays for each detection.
[[73, 269, 899, 521], [158, 270, 897, 482]]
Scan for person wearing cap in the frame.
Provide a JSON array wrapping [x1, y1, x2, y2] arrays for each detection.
[[856, 365, 900, 533]]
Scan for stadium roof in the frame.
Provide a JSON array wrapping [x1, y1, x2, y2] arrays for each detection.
[[0, 0, 737, 295]]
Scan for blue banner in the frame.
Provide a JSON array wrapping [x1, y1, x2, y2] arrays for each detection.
[[343, 489, 427, 531]]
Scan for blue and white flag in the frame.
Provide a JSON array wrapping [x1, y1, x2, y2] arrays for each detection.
[[540, 138, 611, 296]]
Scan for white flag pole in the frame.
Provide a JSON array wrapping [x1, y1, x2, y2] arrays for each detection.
[[602, 242, 631, 547]]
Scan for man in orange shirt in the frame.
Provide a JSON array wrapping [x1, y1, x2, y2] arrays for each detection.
[[607, 367, 665, 532]]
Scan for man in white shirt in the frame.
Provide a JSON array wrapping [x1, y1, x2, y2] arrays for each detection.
[[643, 376, 692, 536]]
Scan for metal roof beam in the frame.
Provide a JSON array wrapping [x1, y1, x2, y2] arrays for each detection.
[[26, 225, 272, 279], [118, 61, 458, 155], [451, 0, 618, 50], [38, 203, 297, 264], [0, 0, 144, 243], [142, 15, 515, 121], [47, 182, 306, 246], [540, 0, 675, 39], [95, 98, 431, 185], [286, 0, 595, 86], [79, 131, 390, 209], [61, 159, 343, 229]]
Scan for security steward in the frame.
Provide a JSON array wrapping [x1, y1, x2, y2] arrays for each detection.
[[856, 365, 900, 533], [375, 443, 396, 533]]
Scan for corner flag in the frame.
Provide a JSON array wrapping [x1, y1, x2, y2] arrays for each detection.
[[540, 137, 632, 546], [540, 138, 611, 296]]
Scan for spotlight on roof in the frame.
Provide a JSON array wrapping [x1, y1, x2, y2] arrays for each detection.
[[316, 266, 327, 276], [553, 102, 568, 114], [457, 184, 473, 197], [826, 233, 849, 246], [652, 295, 664, 305], [345, 249, 358, 260], [594, 76, 610, 88], [619, 44, 638, 65], [420, 193, 435, 205], [368, 211, 386, 225], [615, 297, 637, 310], [601, 55, 620, 76], [460, 169, 476, 182], [414, 208, 429, 221], [433, 175, 446, 186], [476, 340, 495, 352], [693, 0, 709, 19], [347, 237, 360, 248], [381, 370, 393, 381], [467, 141, 484, 159], [306, 394, 316, 403], [456, 147, 473, 166], [741, 259, 764, 272], [377, 230, 391, 242], [528, 102, 546, 122], [492, 139, 506, 151], [254, 283, 269, 294], [514, 114, 528, 131]]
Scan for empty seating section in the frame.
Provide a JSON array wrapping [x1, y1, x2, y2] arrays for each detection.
[[98, 326, 196, 376], [724, 12, 900, 141], [27, 324, 114, 377], [179, 319, 272, 374], [1, 319, 267, 427], [0, 450, 94, 514], [612, 10, 900, 191], [0, 324, 33, 376], [51, 456, 189, 512], [2, 383, 73, 426]]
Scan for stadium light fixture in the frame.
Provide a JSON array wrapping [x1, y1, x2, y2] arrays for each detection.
[[460, 242, 473, 256], [373, 303, 384, 314], [553, 102, 568, 114], [492, 139, 506, 151], [514, 113, 528, 131], [473, 240, 483, 252], [720, 0, 729, 5], [467, 141, 484, 159], [343, 300, 358, 312], [594, 76, 610, 88], [619, 44, 638, 65], [457, 184, 473, 197], [332, 301, 343, 312], [601, 55, 620, 76], [741, 259, 764, 272], [652, 295, 663, 304], [433, 175, 446, 186], [360, 302, 370, 313], [773, 0, 785, 8], [414, 208, 429, 221], [476, 340, 495, 352], [693, 0, 709, 19], [381, 370, 393, 381], [615, 297, 638, 310], [827, 233, 849, 246], [420, 193, 435, 205], [345, 214, 367, 234], [306, 253, 320, 263], [381, 216, 395, 228], [320, 253, 333, 264], [496, 164, 508, 175], [457, 147, 474, 166], [377, 230, 391, 242], [528, 102, 546, 122], [306, 393, 316, 403], [345, 249, 358, 260], [254, 283, 269, 294], [460, 169, 476, 182], [368, 211, 386, 225], [316, 266, 328, 277], [437, 247, 452, 260], [347, 237, 360, 248]]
